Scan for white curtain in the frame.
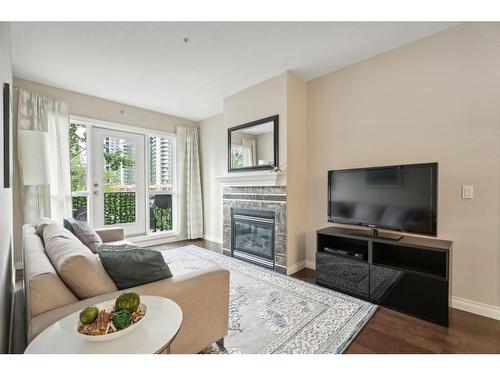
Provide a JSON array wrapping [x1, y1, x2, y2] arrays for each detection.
[[176, 126, 203, 240], [242, 139, 257, 167], [17, 89, 72, 224]]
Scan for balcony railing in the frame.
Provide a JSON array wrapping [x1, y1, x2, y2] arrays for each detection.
[[104, 192, 136, 225], [72, 192, 173, 233], [150, 193, 173, 232], [72, 196, 88, 221]]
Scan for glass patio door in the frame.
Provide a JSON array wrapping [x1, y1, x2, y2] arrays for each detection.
[[92, 127, 146, 236]]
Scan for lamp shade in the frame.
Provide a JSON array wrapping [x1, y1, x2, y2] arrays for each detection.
[[19, 130, 50, 186]]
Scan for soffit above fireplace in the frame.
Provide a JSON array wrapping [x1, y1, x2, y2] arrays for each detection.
[[215, 172, 285, 187]]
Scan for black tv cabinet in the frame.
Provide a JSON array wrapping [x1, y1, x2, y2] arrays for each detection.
[[315, 226, 452, 326]]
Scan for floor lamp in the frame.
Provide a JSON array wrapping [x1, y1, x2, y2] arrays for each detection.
[[19, 130, 50, 220]]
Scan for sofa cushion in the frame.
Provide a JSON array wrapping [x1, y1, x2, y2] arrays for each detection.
[[43, 223, 117, 299], [71, 220, 103, 253], [23, 224, 78, 318], [98, 247, 172, 289], [35, 217, 58, 237], [95, 227, 125, 243]]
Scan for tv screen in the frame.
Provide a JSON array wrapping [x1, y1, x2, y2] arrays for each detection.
[[328, 163, 437, 236]]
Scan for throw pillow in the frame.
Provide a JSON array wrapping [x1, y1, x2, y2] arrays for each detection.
[[43, 223, 117, 298], [72, 220, 103, 253], [98, 247, 173, 290]]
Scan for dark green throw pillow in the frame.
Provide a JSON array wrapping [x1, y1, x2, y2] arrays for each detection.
[[98, 247, 172, 290], [63, 218, 75, 235]]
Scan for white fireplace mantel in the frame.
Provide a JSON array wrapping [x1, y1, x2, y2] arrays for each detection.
[[215, 171, 285, 187]]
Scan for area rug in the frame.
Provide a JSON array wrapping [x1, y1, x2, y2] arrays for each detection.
[[156, 245, 377, 354]]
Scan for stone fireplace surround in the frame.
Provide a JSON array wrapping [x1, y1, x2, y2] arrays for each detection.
[[222, 186, 287, 274]]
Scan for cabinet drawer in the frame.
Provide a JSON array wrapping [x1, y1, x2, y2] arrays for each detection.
[[316, 252, 369, 300], [370, 264, 449, 325]]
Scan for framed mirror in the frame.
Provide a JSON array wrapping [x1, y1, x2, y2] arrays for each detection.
[[227, 115, 279, 172]]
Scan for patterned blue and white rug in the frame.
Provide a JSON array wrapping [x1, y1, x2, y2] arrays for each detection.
[[156, 245, 377, 354]]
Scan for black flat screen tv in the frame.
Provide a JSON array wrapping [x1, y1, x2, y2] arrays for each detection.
[[328, 163, 437, 236]]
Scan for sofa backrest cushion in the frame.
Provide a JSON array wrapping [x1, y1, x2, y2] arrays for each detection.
[[35, 216, 58, 237], [43, 223, 117, 299], [23, 224, 78, 319]]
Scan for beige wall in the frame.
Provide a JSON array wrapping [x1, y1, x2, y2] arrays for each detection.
[[199, 72, 308, 271], [306, 23, 500, 307], [12, 78, 198, 265], [285, 73, 307, 269], [0, 22, 14, 353], [200, 73, 289, 243], [224, 72, 288, 168], [13, 78, 198, 133]]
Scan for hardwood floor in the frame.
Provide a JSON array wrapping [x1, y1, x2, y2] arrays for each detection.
[[186, 239, 500, 354], [291, 268, 500, 353]]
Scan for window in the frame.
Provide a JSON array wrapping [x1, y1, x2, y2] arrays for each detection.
[[69, 116, 176, 237], [231, 144, 243, 168], [69, 122, 89, 221], [102, 136, 137, 225], [148, 135, 175, 233]]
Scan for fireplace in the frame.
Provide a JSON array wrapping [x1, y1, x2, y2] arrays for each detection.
[[223, 186, 287, 274], [231, 208, 275, 269]]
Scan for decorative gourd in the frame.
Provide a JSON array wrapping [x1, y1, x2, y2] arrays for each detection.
[[79, 306, 99, 325], [115, 292, 140, 313], [113, 309, 132, 330]]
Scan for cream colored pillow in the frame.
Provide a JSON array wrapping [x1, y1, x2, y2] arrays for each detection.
[[35, 217, 58, 237], [43, 223, 117, 299]]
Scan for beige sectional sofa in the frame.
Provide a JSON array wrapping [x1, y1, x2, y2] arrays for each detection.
[[23, 222, 230, 354]]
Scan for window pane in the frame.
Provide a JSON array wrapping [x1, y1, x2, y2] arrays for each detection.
[[103, 136, 137, 224], [231, 145, 243, 168], [69, 123, 88, 192], [72, 196, 88, 221], [149, 193, 172, 232], [149, 136, 173, 191], [103, 137, 136, 192]]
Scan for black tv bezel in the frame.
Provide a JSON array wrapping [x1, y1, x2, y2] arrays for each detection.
[[327, 162, 438, 237]]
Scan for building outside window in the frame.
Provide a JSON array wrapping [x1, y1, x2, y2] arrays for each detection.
[[149, 135, 175, 232]]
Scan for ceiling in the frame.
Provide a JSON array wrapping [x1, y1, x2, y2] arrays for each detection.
[[11, 22, 457, 121]]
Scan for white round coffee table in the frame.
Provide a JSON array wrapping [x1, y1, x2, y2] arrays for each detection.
[[25, 295, 182, 354]]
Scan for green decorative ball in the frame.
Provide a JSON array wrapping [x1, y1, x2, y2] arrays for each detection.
[[79, 306, 99, 325], [115, 292, 140, 313], [113, 309, 132, 330]]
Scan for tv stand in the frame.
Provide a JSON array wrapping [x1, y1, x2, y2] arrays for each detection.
[[315, 226, 452, 326]]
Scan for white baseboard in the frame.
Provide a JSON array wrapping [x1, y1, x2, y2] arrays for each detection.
[[203, 235, 222, 244], [287, 260, 305, 275], [305, 259, 316, 270], [451, 296, 500, 321], [133, 236, 180, 247]]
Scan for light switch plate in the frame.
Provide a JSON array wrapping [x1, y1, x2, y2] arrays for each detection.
[[462, 185, 474, 199]]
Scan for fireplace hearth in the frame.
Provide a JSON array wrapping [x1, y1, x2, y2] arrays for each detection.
[[232, 208, 275, 269]]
